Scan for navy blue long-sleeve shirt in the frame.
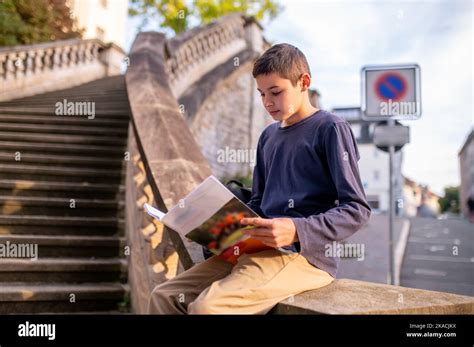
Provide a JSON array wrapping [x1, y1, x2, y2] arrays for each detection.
[[247, 110, 371, 278]]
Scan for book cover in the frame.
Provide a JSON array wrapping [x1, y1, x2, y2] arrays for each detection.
[[143, 175, 271, 264]]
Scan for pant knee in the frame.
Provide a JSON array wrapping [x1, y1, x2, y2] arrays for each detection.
[[148, 284, 181, 314], [188, 296, 217, 314]]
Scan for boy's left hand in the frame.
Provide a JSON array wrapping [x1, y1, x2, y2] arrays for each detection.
[[240, 217, 299, 248]]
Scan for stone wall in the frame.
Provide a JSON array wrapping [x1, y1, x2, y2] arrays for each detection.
[[164, 14, 273, 181], [189, 60, 272, 180]]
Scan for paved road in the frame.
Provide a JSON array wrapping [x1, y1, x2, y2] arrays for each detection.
[[400, 217, 474, 297], [336, 214, 474, 297], [336, 213, 406, 284]]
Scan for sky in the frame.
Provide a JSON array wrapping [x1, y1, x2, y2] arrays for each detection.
[[125, 0, 473, 196]]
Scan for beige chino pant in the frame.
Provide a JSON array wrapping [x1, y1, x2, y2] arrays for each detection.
[[147, 249, 334, 314]]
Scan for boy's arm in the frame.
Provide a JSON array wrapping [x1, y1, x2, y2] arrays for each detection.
[[291, 122, 372, 254], [246, 136, 266, 217]]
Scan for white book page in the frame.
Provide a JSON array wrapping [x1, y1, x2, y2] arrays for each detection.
[[143, 203, 166, 221], [161, 176, 234, 236]]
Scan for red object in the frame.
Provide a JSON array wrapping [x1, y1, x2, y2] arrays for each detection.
[[218, 238, 272, 265]]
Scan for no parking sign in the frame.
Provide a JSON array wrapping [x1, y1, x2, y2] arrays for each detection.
[[361, 64, 421, 120]]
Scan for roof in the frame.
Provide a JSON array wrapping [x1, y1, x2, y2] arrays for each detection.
[[458, 128, 474, 156]]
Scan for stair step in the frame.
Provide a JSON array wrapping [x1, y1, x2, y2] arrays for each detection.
[[15, 90, 128, 99], [0, 196, 124, 217], [0, 215, 124, 236], [0, 179, 123, 199], [0, 114, 129, 126], [0, 151, 124, 167], [0, 122, 128, 136], [0, 258, 127, 283], [0, 107, 130, 117], [0, 225, 122, 236], [0, 283, 128, 313], [0, 179, 122, 192], [0, 196, 120, 208], [0, 140, 124, 156], [0, 282, 127, 301], [0, 214, 121, 227], [1, 92, 128, 102], [0, 75, 130, 314], [0, 131, 127, 145], [0, 163, 123, 183], [0, 234, 124, 258]]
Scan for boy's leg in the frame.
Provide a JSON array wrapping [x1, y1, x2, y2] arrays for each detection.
[[147, 254, 233, 314], [187, 249, 334, 314]]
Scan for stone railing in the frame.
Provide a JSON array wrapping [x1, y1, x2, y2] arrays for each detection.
[[271, 279, 473, 314], [124, 123, 181, 313], [125, 32, 212, 313], [0, 38, 124, 101], [165, 13, 250, 98]]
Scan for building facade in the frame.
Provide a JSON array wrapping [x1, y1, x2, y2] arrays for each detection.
[[459, 129, 474, 219], [68, 0, 128, 49], [332, 107, 404, 213]]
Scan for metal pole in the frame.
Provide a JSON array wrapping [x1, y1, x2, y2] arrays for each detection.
[[387, 118, 396, 285]]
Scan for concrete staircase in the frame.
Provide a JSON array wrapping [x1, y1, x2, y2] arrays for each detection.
[[0, 76, 129, 313]]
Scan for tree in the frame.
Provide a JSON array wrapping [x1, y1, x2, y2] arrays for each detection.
[[439, 186, 460, 214], [0, 0, 83, 47], [129, 0, 282, 35]]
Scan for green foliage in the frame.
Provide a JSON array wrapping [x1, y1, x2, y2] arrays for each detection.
[[129, 0, 282, 35], [439, 186, 460, 214], [0, 0, 83, 47], [195, 0, 281, 24]]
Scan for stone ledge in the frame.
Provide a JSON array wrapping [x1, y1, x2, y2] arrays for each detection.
[[270, 279, 474, 314]]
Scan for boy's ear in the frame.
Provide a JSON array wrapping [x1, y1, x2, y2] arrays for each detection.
[[300, 73, 311, 91]]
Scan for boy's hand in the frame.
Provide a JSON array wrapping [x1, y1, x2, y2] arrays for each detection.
[[240, 217, 298, 248]]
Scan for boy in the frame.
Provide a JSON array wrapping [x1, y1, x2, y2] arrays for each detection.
[[148, 43, 371, 314]]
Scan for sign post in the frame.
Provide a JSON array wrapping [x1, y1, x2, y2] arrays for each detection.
[[361, 64, 421, 285]]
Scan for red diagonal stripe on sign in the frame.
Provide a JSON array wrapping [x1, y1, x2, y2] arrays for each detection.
[[381, 78, 401, 97]]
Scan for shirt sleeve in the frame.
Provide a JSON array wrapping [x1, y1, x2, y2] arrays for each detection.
[[291, 122, 371, 256], [247, 135, 266, 218]]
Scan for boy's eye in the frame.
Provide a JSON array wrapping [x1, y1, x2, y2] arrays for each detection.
[[271, 91, 281, 96]]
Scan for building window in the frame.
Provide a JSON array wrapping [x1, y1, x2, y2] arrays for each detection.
[[374, 170, 379, 181]]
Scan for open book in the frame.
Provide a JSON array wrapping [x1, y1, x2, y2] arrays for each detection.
[[143, 175, 271, 264]]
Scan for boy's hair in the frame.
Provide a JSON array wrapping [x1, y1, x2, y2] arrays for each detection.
[[252, 43, 311, 86]]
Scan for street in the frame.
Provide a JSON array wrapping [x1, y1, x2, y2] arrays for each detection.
[[337, 214, 474, 297], [400, 217, 474, 296]]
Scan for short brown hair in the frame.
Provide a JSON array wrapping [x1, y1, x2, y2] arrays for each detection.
[[252, 43, 311, 86]]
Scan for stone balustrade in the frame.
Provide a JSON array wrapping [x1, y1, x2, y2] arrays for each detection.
[[125, 31, 213, 313], [125, 124, 182, 313], [165, 13, 248, 98], [0, 39, 124, 101]]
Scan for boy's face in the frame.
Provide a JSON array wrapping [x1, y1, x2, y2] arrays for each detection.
[[256, 72, 304, 122]]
